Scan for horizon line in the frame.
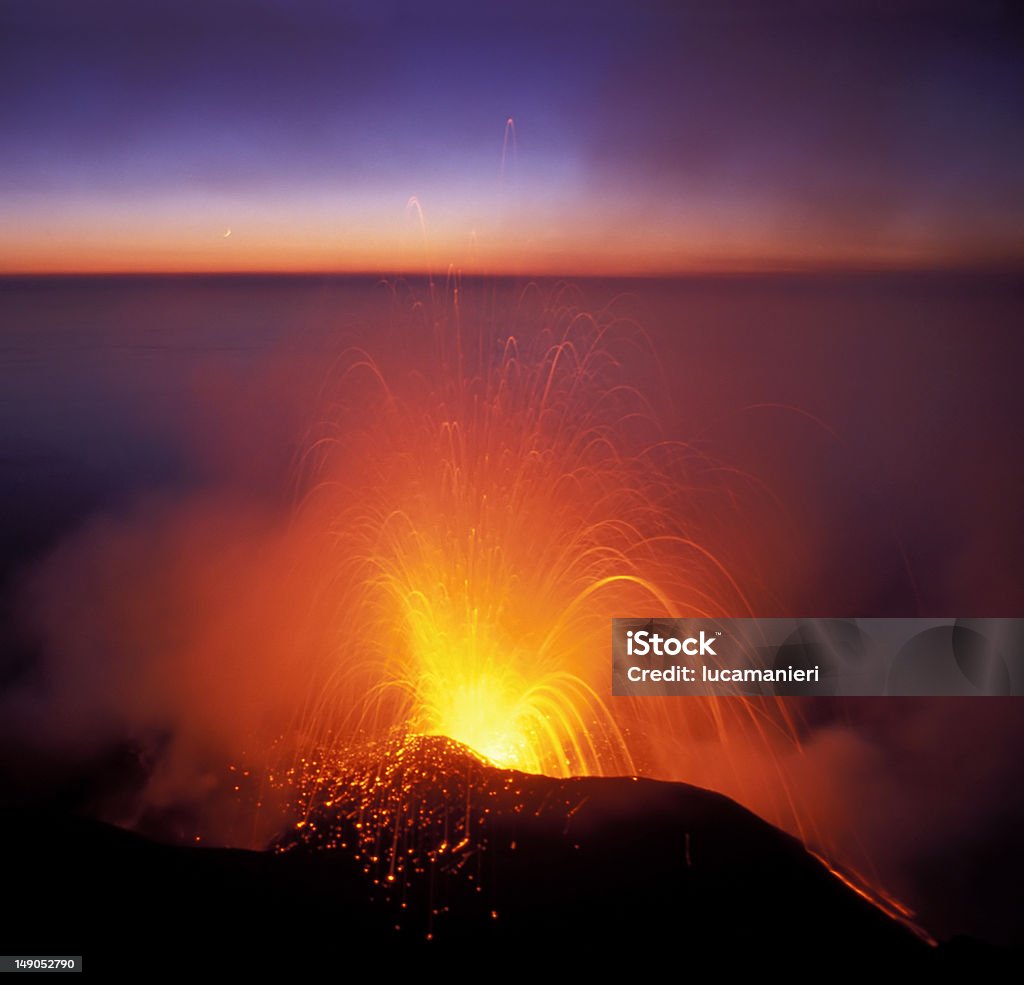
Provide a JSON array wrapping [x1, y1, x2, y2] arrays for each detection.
[[3, 261, 1023, 282]]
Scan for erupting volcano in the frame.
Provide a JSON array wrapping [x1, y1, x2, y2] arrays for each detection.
[[3, 276, 1016, 967], [287, 284, 758, 780], [201, 282, 932, 953]]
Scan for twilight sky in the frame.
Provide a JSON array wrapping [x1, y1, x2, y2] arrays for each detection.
[[2, 0, 1022, 274]]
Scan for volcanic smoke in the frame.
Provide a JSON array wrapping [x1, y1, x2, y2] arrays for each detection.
[[16, 279, 1009, 945]]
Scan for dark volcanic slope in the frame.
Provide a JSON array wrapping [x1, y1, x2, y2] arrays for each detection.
[[0, 738, 978, 972]]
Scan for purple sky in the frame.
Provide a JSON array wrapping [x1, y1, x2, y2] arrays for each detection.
[[2, 1, 1023, 272]]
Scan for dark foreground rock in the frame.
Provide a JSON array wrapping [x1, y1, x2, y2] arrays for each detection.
[[0, 738, 1013, 973]]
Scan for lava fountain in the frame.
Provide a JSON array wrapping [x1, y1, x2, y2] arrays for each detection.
[[288, 280, 759, 784]]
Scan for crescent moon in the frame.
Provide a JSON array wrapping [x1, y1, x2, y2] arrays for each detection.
[[223, 228, 232, 238]]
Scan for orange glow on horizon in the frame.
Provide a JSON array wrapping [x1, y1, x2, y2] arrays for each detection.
[[4, 200, 1018, 277]]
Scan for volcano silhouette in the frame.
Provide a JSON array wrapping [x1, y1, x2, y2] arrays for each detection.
[[2, 736, 974, 972]]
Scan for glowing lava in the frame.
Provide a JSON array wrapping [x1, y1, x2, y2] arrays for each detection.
[[297, 283, 744, 778]]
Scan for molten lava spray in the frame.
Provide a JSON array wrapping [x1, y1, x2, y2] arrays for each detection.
[[287, 281, 762, 783]]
